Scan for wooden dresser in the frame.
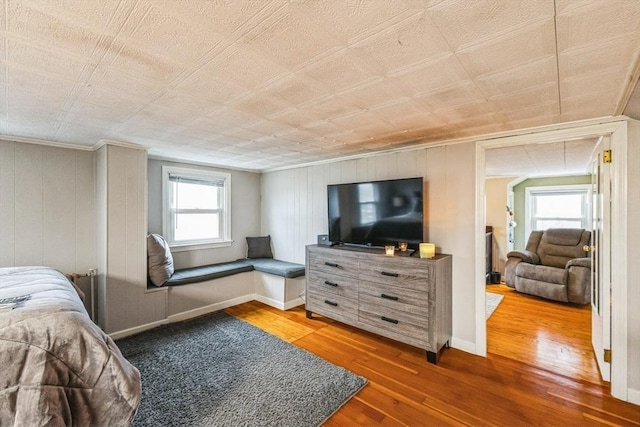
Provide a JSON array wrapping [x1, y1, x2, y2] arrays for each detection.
[[305, 245, 452, 363]]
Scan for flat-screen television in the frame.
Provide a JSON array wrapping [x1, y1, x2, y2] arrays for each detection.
[[328, 177, 424, 250]]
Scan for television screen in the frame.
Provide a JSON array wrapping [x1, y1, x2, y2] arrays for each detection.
[[328, 177, 424, 250]]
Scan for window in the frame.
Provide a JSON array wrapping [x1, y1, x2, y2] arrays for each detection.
[[525, 184, 591, 239], [162, 166, 231, 249]]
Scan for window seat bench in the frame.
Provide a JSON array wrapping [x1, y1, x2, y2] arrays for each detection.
[[166, 261, 254, 286], [242, 258, 306, 279], [157, 258, 306, 322]]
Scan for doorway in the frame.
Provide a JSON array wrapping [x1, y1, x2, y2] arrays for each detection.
[[474, 118, 631, 401], [484, 170, 600, 384]]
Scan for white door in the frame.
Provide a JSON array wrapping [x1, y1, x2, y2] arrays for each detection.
[[591, 137, 611, 382]]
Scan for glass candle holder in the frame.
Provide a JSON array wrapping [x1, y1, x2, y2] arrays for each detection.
[[419, 243, 436, 259], [398, 242, 408, 251], [384, 245, 395, 256]]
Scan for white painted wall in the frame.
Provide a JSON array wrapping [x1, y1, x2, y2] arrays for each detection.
[[261, 143, 479, 352], [485, 177, 513, 276], [0, 140, 96, 272], [147, 159, 262, 269]]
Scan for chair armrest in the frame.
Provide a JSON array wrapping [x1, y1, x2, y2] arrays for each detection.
[[506, 250, 540, 264], [566, 257, 591, 269]]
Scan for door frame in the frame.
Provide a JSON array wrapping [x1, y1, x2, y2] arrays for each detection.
[[474, 117, 629, 401], [590, 136, 612, 381]]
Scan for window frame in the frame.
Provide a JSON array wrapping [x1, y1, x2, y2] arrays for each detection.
[[524, 184, 591, 240], [162, 166, 232, 251]]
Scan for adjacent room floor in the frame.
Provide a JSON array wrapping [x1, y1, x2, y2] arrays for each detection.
[[485, 284, 600, 385]]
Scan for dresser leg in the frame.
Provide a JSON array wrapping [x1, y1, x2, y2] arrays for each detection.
[[426, 350, 439, 364], [306, 310, 313, 319]]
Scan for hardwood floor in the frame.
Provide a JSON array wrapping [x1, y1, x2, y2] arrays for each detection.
[[225, 299, 640, 426], [486, 284, 600, 385]]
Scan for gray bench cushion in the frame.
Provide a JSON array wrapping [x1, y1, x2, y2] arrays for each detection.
[[244, 258, 306, 279], [166, 261, 253, 286], [149, 258, 306, 288]]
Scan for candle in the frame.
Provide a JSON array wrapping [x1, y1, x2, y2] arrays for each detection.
[[398, 242, 408, 251], [419, 243, 435, 259], [384, 245, 395, 256]]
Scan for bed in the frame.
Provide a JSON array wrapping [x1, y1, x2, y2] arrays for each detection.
[[0, 266, 141, 425]]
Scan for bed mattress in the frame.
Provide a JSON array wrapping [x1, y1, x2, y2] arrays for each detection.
[[0, 266, 141, 425]]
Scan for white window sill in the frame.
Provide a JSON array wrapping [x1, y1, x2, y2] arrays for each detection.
[[169, 240, 233, 253]]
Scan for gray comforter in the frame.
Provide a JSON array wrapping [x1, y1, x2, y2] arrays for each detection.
[[0, 266, 141, 426]]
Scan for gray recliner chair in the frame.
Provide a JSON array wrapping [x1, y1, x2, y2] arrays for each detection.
[[504, 228, 591, 304]]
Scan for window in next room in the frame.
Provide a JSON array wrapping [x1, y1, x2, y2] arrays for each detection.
[[524, 184, 591, 239]]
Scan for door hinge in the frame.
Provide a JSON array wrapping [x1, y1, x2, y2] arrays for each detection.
[[604, 349, 612, 363], [603, 150, 612, 163]]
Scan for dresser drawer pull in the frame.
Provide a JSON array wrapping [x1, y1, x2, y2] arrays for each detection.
[[381, 271, 399, 277], [325, 262, 340, 268], [324, 300, 338, 307], [381, 316, 398, 324], [380, 293, 399, 301], [324, 280, 338, 287]]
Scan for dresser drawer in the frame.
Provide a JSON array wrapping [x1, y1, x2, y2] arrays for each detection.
[[359, 258, 430, 291], [358, 304, 429, 346], [359, 281, 429, 317], [307, 290, 358, 323], [307, 271, 358, 299], [308, 251, 359, 278]]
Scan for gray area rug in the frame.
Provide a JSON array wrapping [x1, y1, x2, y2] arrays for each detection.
[[116, 311, 367, 427], [486, 292, 504, 320]]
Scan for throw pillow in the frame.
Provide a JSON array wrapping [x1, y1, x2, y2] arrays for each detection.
[[246, 235, 274, 259], [147, 234, 174, 286]]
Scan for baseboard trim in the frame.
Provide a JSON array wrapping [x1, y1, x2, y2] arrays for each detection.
[[450, 337, 478, 355], [109, 319, 170, 340], [283, 297, 305, 310], [254, 294, 304, 311], [253, 294, 285, 310], [167, 295, 255, 323], [628, 388, 640, 405], [109, 295, 255, 340]]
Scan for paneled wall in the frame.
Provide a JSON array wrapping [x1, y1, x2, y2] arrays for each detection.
[[95, 145, 108, 328], [96, 144, 166, 334], [261, 142, 479, 350], [0, 140, 96, 272]]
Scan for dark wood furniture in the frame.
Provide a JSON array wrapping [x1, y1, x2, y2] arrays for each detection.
[[486, 225, 493, 281]]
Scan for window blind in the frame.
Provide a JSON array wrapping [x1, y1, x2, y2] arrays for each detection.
[[169, 174, 224, 187]]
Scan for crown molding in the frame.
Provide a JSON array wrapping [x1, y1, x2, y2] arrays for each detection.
[[93, 139, 148, 151], [0, 135, 148, 153], [0, 135, 94, 151]]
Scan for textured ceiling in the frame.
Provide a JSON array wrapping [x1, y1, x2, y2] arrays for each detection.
[[1, 0, 639, 172], [485, 138, 597, 177]]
